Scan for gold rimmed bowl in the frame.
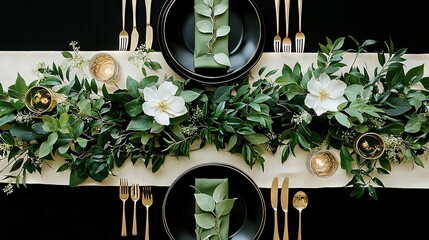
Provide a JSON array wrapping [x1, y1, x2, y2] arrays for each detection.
[[24, 86, 58, 114]]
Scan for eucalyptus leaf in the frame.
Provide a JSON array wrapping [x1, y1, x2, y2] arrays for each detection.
[[214, 53, 231, 67], [195, 213, 216, 229], [196, 20, 213, 34]]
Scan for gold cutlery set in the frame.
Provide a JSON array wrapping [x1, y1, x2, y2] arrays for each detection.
[[273, 0, 305, 53], [118, 0, 152, 51], [271, 176, 308, 240], [119, 178, 153, 238]]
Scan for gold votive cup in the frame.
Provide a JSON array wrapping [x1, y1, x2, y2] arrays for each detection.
[[89, 53, 121, 84], [24, 86, 58, 113], [354, 132, 385, 159], [306, 149, 339, 177]]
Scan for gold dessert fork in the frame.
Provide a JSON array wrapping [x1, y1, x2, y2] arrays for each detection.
[[282, 0, 292, 53], [295, 0, 305, 53], [273, 0, 281, 52], [119, 0, 128, 51], [131, 183, 140, 236], [119, 178, 129, 237], [142, 185, 153, 240]]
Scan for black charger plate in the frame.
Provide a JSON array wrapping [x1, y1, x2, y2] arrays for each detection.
[[162, 163, 266, 239], [157, 0, 265, 85]]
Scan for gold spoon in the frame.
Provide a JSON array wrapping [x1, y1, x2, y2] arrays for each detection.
[[293, 191, 308, 240]]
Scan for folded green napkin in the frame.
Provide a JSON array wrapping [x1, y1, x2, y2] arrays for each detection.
[[194, 0, 230, 69], [194, 178, 233, 240]]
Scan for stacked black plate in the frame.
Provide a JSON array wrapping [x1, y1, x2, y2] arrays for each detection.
[[162, 163, 266, 239], [157, 0, 265, 85]]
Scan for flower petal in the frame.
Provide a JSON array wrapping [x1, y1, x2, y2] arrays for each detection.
[[304, 94, 318, 109], [142, 102, 157, 116], [154, 111, 170, 125], [321, 97, 346, 112], [165, 96, 187, 116], [158, 81, 178, 100], [313, 103, 327, 116], [143, 87, 159, 102], [318, 73, 331, 87], [307, 78, 322, 96], [327, 80, 347, 98]]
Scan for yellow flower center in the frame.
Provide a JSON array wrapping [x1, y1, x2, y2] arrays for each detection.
[[319, 88, 329, 101], [157, 100, 168, 112]]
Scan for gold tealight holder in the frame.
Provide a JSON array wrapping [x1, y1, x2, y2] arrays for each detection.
[[89, 53, 121, 84], [354, 132, 385, 159], [306, 148, 339, 177], [24, 86, 58, 113]]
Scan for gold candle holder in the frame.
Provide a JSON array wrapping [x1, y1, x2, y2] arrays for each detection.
[[24, 86, 58, 113], [354, 132, 385, 159], [89, 53, 121, 84], [306, 148, 339, 177]]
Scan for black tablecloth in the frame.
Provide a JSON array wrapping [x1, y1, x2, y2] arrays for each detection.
[[1, 185, 429, 240], [1, 0, 428, 53], [1, 0, 429, 239]]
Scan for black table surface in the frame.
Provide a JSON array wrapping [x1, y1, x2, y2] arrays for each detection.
[[1, 0, 429, 239]]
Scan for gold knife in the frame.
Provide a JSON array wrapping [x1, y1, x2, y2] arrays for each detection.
[[144, 0, 153, 49], [281, 177, 289, 240], [271, 177, 280, 240], [129, 0, 139, 52]]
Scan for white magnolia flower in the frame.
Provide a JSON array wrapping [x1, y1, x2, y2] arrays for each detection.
[[304, 73, 347, 116], [142, 81, 187, 125]]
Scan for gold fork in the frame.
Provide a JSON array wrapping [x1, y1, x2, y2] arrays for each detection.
[[282, 0, 292, 53], [273, 0, 281, 52], [295, 0, 305, 53], [131, 183, 140, 236], [119, 0, 128, 51], [119, 178, 129, 237], [142, 185, 153, 240]]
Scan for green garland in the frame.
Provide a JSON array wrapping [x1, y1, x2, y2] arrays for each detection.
[[1, 37, 429, 200]]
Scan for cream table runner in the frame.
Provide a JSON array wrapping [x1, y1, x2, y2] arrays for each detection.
[[1, 51, 429, 188]]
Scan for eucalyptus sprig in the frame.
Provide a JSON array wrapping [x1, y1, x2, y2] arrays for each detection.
[[192, 180, 237, 240], [195, 0, 231, 67]]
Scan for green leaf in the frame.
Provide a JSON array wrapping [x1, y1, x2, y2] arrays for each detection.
[[195, 193, 216, 212], [334, 112, 352, 128], [405, 117, 421, 133], [213, 85, 233, 103], [244, 133, 269, 145], [213, 1, 228, 15], [214, 53, 231, 67], [195, 4, 211, 17], [340, 146, 353, 173], [0, 113, 16, 126], [215, 199, 236, 217], [126, 77, 140, 98], [196, 20, 213, 34], [383, 97, 411, 116], [61, 51, 73, 59], [0, 101, 16, 115], [216, 26, 230, 37], [181, 90, 201, 102], [124, 98, 144, 117], [38, 132, 58, 158], [77, 99, 92, 116], [212, 180, 228, 202], [126, 115, 153, 131], [195, 213, 216, 229], [368, 184, 378, 200]]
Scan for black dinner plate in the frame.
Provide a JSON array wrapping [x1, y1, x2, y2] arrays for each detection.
[[162, 163, 266, 239], [157, 0, 265, 85]]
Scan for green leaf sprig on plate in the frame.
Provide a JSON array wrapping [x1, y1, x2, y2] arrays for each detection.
[[192, 179, 237, 240], [195, 0, 231, 67]]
